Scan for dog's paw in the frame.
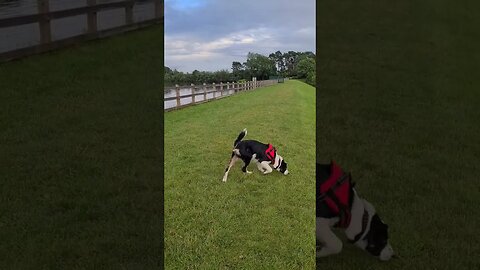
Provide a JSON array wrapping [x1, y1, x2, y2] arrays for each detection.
[[246, 170, 252, 174]]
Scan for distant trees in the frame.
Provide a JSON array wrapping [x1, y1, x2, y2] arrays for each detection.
[[165, 50, 316, 86], [244, 52, 276, 80], [296, 57, 316, 86], [164, 68, 232, 86]]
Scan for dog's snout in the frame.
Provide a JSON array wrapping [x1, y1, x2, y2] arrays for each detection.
[[379, 244, 394, 261]]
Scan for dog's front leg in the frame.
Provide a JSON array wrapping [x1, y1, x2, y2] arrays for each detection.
[[316, 218, 343, 257], [261, 161, 273, 174], [256, 161, 264, 173], [223, 153, 239, 182], [241, 158, 252, 174]]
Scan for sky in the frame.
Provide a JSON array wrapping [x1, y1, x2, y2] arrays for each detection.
[[165, 0, 315, 72]]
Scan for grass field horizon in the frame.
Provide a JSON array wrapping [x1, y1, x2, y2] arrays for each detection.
[[317, 1, 480, 269], [165, 80, 316, 269]]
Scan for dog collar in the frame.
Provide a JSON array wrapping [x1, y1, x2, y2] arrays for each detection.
[[273, 155, 282, 169], [349, 208, 369, 244]]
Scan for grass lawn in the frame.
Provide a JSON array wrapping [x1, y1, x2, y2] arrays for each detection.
[[164, 80, 316, 269], [317, 0, 480, 269], [0, 26, 163, 269]]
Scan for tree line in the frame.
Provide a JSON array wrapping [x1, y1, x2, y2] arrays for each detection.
[[165, 51, 316, 86]]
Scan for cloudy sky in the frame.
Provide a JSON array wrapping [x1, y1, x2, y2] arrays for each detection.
[[165, 0, 315, 72]]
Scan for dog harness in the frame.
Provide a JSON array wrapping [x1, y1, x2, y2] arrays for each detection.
[[265, 144, 276, 161], [318, 161, 353, 228]]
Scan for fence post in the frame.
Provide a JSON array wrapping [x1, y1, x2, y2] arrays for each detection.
[[212, 83, 216, 98], [126, 0, 134, 25], [87, 0, 97, 34], [220, 82, 224, 96], [191, 83, 195, 104], [203, 83, 207, 101], [38, 0, 51, 44], [175, 84, 180, 108], [226, 82, 230, 95], [154, 0, 163, 19]]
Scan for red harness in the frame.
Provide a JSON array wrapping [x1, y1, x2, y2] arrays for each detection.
[[319, 161, 352, 228], [265, 144, 276, 161]]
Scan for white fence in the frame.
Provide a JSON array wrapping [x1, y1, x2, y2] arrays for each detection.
[[164, 79, 282, 111]]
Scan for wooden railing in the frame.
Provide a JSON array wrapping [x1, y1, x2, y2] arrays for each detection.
[[164, 79, 282, 111], [0, 0, 163, 62]]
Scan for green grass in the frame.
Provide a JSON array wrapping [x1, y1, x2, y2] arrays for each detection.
[[317, 1, 480, 269], [165, 80, 316, 269], [0, 26, 163, 269]]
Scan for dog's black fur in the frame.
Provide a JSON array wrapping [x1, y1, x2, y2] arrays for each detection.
[[364, 214, 389, 256]]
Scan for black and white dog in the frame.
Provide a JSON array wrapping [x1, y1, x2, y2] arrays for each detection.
[[316, 161, 394, 261], [222, 128, 289, 182]]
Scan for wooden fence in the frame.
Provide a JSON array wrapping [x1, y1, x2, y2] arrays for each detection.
[[164, 79, 282, 111], [0, 0, 163, 62]]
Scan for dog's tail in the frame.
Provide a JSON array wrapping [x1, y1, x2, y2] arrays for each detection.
[[234, 128, 247, 147]]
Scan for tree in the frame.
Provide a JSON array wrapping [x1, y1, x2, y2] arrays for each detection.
[[296, 57, 315, 78], [244, 52, 276, 80], [231, 61, 243, 73], [296, 57, 316, 86], [231, 61, 247, 81]]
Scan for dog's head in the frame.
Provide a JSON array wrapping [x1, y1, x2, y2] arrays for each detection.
[[360, 214, 394, 261], [275, 155, 288, 175]]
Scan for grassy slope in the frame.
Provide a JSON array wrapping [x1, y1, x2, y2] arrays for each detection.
[[165, 80, 315, 269], [0, 26, 163, 269], [317, 1, 480, 269]]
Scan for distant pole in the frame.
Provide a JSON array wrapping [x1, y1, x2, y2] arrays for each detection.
[[154, 0, 163, 19], [191, 83, 195, 104], [125, 0, 134, 25], [203, 83, 207, 101], [38, 0, 51, 44], [87, 0, 97, 34], [175, 84, 180, 107]]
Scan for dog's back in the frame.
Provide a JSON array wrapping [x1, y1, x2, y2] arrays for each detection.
[[316, 162, 355, 219]]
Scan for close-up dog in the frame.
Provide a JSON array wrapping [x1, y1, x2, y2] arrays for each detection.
[[222, 128, 289, 182], [316, 161, 394, 261]]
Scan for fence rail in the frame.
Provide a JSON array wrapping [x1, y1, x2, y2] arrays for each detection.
[[0, 0, 163, 62], [164, 79, 282, 111]]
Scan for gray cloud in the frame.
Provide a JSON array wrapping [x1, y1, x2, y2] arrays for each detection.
[[165, 0, 315, 72]]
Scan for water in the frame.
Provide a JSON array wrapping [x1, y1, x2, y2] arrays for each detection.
[[0, 0, 156, 53]]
